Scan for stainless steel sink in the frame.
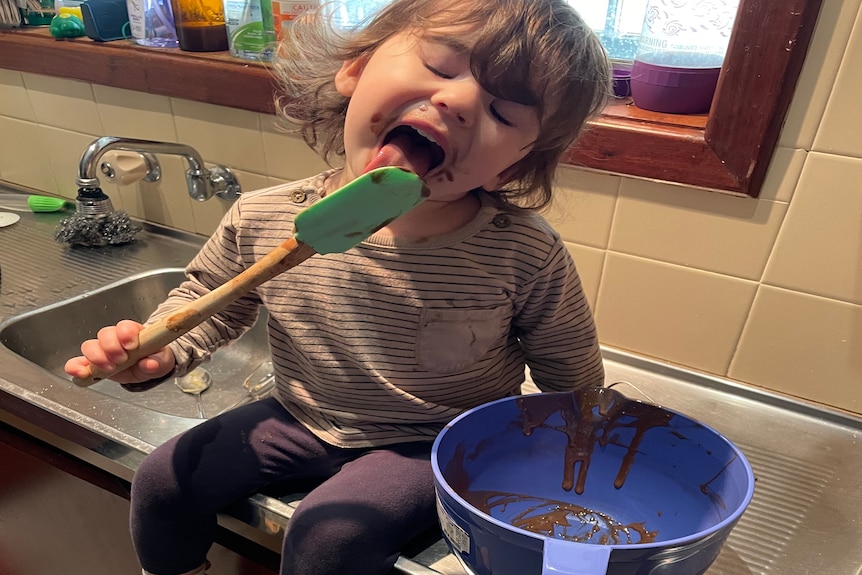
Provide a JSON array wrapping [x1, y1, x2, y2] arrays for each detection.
[[0, 268, 272, 419]]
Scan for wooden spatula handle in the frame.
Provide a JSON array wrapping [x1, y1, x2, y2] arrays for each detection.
[[72, 238, 318, 387]]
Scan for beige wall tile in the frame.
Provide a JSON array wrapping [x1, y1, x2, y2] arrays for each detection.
[[757, 147, 806, 203], [610, 178, 787, 280], [813, 1, 862, 158], [172, 99, 266, 174], [779, 0, 862, 150], [93, 85, 178, 142], [190, 194, 232, 237], [730, 286, 862, 413], [108, 178, 135, 216], [595, 253, 757, 376], [117, 156, 196, 230], [0, 118, 55, 192], [565, 241, 605, 310], [763, 152, 862, 305], [266, 175, 291, 187], [546, 166, 619, 248], [0, 69, 35, 121], [261, 119, 332, 181], [190, 169, 271, 236], [259, 112, 279, 132], [22, 74, 102, 135], [39, 126, 102, 199]]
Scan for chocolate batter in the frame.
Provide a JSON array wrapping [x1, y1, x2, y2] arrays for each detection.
[[443, 387, 677, 544]]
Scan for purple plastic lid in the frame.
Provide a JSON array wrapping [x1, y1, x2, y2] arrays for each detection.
[[612, 65, 632, 98], [630, 60, 720, 114]]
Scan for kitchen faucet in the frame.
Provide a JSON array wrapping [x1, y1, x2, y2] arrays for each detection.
[[74, 136, 242, 216]]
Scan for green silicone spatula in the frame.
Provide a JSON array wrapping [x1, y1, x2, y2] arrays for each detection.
[[72, 167, 427, 387]]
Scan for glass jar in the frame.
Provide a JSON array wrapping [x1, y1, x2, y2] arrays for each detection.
[[127, 0, 179, 47], [170, 0, 228, 51]]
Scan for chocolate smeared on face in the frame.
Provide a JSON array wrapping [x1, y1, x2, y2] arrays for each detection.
[[518, 387, 673, 494], [369, 113, 386, 137]]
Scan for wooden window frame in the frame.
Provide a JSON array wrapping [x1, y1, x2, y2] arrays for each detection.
[[0, 0, 822, 197]]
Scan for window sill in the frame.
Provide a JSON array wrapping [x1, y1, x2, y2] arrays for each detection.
[[0, 0, 821, 197]]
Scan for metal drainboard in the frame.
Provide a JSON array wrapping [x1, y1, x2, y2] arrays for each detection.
[[404, 352, 861, 575]]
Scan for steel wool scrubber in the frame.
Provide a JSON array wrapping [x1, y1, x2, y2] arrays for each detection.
[[54, 187, 141, 247]]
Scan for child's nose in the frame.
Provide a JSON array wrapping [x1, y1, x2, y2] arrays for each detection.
[[431, 80, 481, 126]]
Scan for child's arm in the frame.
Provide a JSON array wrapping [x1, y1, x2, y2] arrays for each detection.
[[516, 239, 604, 391]]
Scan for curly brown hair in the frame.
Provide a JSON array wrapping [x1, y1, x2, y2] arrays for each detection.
[[272, 0, 610, 211]]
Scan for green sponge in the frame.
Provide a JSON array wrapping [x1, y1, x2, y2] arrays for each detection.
[[0, 193, 70, 213]]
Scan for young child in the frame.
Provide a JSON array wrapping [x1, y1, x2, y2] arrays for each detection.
[[64, 0, 610, 573]]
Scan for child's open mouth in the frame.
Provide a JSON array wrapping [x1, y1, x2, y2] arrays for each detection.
[[363, 125, 445, 178]]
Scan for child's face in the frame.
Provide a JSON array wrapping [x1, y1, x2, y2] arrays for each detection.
[[335, 28, 541, 201]]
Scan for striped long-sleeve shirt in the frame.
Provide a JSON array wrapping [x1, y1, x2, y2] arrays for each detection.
[[150, 170, 604, 447]]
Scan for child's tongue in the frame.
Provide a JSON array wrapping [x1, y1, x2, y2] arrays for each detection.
[[363, 131, 431, 177]]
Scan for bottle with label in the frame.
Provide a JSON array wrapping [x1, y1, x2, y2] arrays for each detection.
[[224, 0, 276, 61], [630, 0, 740, 114], [270, 0, 316, 42], [169, 0, 229, 51]]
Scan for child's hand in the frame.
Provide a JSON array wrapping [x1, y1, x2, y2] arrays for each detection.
[[64, 320, 175, 384]]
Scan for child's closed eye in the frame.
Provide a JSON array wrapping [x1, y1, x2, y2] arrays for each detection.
[[490, 104, 513, 126], [424, 63, 455, 79]]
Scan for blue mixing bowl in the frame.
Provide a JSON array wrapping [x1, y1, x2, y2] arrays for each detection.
[[432, 387, 754, 575]]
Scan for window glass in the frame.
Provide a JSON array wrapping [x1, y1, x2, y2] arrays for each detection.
[[568, 0, 648, 61], [329, 0, 390, 28], [329, 0, 650, 61]]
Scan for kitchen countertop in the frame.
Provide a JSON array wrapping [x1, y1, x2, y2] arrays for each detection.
[[1, 186, 860, 575]]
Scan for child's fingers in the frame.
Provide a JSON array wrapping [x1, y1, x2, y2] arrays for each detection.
[[68, 320, 174, 384], [130, 349, 174, 380], [93, 320, 144, 366], [115, 319, 145, 350], [63, 356, 93, 378], [71, 343, 172, 384], [81, 335, 120, 372]]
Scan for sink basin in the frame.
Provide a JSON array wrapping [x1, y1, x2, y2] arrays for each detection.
[[0, 268, 272, 419]]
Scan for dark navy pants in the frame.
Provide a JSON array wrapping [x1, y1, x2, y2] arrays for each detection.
[[130, 397, 437, 575]]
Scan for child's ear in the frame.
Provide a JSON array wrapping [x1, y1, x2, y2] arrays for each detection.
[[335, 59, 366, 97]]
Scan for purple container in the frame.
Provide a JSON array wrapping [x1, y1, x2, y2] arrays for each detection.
[[630, 59, 721, 115], [611, 65, 631, 99]]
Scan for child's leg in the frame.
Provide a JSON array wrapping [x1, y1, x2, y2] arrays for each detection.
[[280, 441, 438, 575], [130, 398, 339, 575]]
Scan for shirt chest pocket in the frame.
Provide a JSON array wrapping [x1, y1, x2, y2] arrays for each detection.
[[416, 307, 509, 374]]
